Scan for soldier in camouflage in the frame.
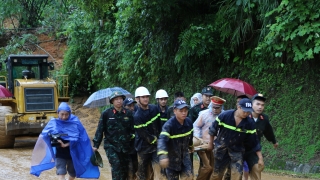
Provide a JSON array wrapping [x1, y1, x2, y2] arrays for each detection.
[[188, 86, 214, 123], [92, 91, 135, 180]]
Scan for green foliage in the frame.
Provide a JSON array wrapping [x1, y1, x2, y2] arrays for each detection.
[[254, 62, 320, 165], [2, 0, 320, 170], [0, 33, 37, 59], [17, 0, 51, 28], [58, 10, 96, 95], [0, 2, 21, 32], [39, 1, 71, 30], [0, 0, 70, 30], [257, 0, 320, 61], [74, 0, 114, 20]]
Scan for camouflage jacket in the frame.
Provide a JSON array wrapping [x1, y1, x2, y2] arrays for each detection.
[[188, 103, 208, 123], [93, 107, 134, 153], [167, 105, 174, 119]]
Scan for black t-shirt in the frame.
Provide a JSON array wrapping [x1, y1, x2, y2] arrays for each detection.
[[55, 139, 71, 159]]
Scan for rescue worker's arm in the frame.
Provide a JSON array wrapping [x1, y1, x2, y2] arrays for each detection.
[[256, 150, 264, 167], [92, 112, 106, 150], [189, 129, 194, 153], [247, 121, 264, 167], [157, 123, 171, 168], [208, 117, 220, 151], [134, 114, 158, 144], [207, 135, 215, 151], [128, 111, 135, 140], [263, 117, 278, 148]]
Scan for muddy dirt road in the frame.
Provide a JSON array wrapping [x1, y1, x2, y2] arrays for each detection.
[[0, 138, 315, 180], [0, 98, 315, 180]]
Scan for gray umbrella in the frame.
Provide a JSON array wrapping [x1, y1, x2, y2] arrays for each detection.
[[83, 87, 133, 108]]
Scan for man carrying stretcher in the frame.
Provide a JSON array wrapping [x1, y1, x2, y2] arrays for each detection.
[[193, 96, 226, 180]]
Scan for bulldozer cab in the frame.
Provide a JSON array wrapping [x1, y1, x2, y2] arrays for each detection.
[[4, 55, 53, 94]]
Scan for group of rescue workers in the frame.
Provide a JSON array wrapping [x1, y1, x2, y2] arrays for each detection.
[[91, 86, 278, 180]]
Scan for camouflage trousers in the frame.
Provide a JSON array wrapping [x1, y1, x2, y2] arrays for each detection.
[[166, 164, 193, 180], [105, 148, 129, 180], [210, 150, 243, 180]]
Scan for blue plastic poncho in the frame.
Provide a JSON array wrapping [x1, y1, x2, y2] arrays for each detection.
[[30, 102, 100, 178]]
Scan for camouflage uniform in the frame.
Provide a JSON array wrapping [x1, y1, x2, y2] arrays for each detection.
[[167, 105, 174, 119], [157, 116, 194, 180], [188, 103, 208, 123], [93, 107, 134, 180]]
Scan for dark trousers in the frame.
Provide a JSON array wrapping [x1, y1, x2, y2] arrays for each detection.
[[106, 148, 129, 180], [166, 163, 193, 180], [190, 153, 194, 174], [136, 151, 165, 180], [128, 153, 138, 180], [211, 150, 243, 180]]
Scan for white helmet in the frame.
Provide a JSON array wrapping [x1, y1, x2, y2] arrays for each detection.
[[155, 89, 169, 99], [135, 86, 151, 97]]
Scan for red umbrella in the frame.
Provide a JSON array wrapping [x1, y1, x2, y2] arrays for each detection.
[[209, 78, 257, 98], [0, 85, 13, 98]]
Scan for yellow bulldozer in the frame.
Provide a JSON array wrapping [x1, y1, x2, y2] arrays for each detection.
[[0, 54, 69, 148]]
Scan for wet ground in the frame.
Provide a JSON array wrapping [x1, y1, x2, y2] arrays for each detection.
[[0, 99, 316, 180], [0, 137, 315, 180]]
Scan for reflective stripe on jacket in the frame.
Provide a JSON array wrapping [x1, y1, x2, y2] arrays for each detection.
[[209, 109, 261, 156], [157, 116, 193, 171], [134, 104, 162, 154]]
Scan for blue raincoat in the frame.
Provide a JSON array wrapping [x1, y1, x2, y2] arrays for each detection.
[[30, 102, 100, 178]]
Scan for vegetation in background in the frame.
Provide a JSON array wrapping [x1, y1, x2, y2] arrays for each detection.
[[1, 0, 320, 170]]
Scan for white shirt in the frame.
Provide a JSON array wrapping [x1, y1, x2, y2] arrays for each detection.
[[193, 109, 220, 142]]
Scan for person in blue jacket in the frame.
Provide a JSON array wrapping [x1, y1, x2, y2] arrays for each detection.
[[207, 98, 263, 180], [30, 102, 100, 179], [157, 99, 194, 180]]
